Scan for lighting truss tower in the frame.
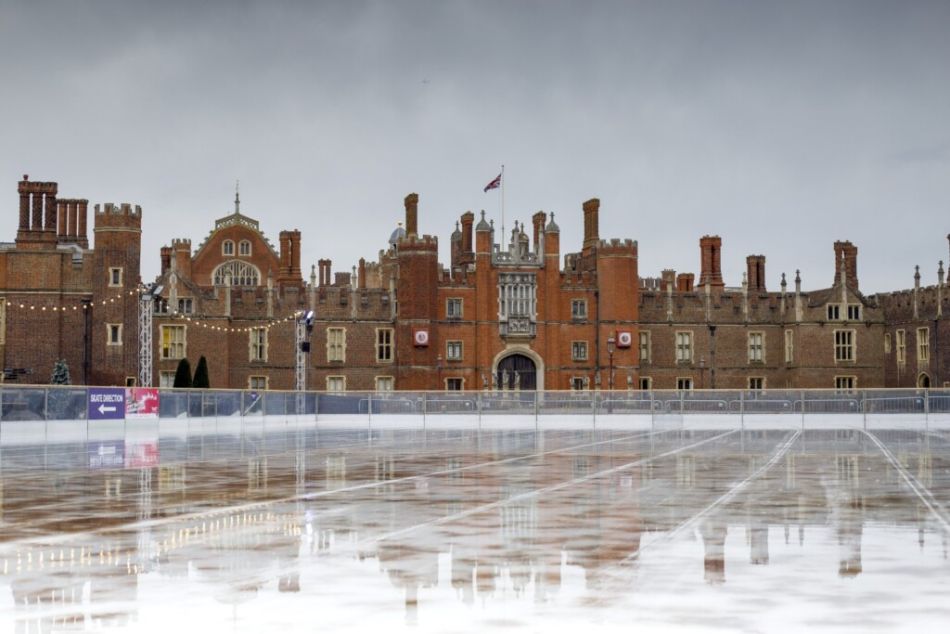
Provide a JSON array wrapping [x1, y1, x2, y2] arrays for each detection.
[[295, 317, 306, 392], [138, 288, 153, 387]]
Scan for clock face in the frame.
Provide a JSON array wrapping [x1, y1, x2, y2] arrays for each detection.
[[413, 329, 429, 347], [617, 331, 632, 348]]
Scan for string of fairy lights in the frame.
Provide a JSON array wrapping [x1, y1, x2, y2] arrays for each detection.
[[2, 285, 301, 333], [2, 287, 140, 312], [168, 310, 297, 333]]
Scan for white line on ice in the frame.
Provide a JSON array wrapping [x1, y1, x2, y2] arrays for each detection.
[[619, 429, 801, 564], [365, 430, 738, 546], [0, 427, 676, 549], [863, 430, 950, 532]]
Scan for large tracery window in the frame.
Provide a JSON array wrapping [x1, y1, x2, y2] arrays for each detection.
[[497, 272, 537, 337], [213, 260, 261, 287], [498, 272, 537, 319]]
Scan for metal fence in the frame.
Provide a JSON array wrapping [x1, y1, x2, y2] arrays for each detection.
[[0, 385, 948, 422]]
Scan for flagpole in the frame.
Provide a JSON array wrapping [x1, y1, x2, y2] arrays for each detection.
[[500, 164, 505, 238]]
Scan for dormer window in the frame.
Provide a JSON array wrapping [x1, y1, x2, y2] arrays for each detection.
[[828, 303, 861, 321], [222, 240, 235, 256], [239, 240, 251, 256]]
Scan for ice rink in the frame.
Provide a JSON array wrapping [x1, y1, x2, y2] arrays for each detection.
[[1, 417, 949, 632]]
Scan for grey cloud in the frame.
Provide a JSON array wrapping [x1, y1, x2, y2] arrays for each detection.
[[1, 0, 948, 293]]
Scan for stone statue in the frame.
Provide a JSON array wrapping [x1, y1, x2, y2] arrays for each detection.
[[502, 370, 509, 390], [513, 371, 520, 391]]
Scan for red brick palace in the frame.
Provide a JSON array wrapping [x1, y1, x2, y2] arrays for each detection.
[[1, 175, 947, 390]]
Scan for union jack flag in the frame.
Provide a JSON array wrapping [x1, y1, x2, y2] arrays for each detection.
[[483, 173, 502, 192]]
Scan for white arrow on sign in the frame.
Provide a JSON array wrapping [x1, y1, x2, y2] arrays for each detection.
[[98, 404, 117, 415]]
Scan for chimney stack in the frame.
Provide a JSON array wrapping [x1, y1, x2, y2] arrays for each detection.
[[660, 269, 676, 291], [461, 211, 475, 254], [77, 200, 88, 246], [676, 273, 695, 292], [582, 198, 600, 251], [290, 231, 302, 278], [746, 255, 766, 291], [531, 211, 546, 253], [279, 232, 291, 276], [833, 241, 858, 289], [699, 236, 725, 288], [17, 175, 58, 233], [318, 259, 332, 286], [405, 193, 419, 237], [16, 175, 61, 246], [56, 200, 66, 238], [18, 175, 29, 230]]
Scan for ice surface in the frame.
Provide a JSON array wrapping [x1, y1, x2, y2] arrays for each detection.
[[1, 419, 949, 632]]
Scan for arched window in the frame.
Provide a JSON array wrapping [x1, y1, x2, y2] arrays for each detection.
[[213, 260, 261, 287], [222, 240, 235, 256], [239, 240, 252, 256]]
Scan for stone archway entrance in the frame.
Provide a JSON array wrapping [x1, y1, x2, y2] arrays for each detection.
[[496, 353, 537, 391], [918, 373, 931, 388]]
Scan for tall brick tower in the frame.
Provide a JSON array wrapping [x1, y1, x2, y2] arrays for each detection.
[[596, 237, 639, 388], [90, 202, 142, 385], [395, 194, 439, 389]]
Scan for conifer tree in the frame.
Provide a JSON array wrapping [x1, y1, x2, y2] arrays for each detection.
[[193, 356, 210, 389], [173, 358, 193, 388]]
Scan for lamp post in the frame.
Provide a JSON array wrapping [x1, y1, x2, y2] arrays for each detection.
[[436, 355, 443, 391], [607, 335, 616, 413]]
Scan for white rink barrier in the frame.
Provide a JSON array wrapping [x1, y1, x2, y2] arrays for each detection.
[[2, 412, 950, 448], [0, 387, 949, 446]]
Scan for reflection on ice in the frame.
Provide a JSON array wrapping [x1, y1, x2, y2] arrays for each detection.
[[0, 424, 949, 631]]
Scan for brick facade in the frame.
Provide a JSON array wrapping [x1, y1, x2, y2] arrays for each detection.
[[1, 175, 948, 391], [1, 176, 140, 386]]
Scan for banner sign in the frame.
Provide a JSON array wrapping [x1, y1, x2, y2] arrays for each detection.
[[88, 387, 125, 420], [126, 387, 159, 418]]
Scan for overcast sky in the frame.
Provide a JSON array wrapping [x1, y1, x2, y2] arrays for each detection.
[[1, 0, 948, 293]]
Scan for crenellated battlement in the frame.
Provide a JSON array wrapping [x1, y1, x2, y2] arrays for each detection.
[[94, 202, 142, 230], [876, 284, 945, 306], [171, 238, 192, 249], [95, 202, 141, 217], [596, 238, 638, 255], [398, 234, 439, 250]]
